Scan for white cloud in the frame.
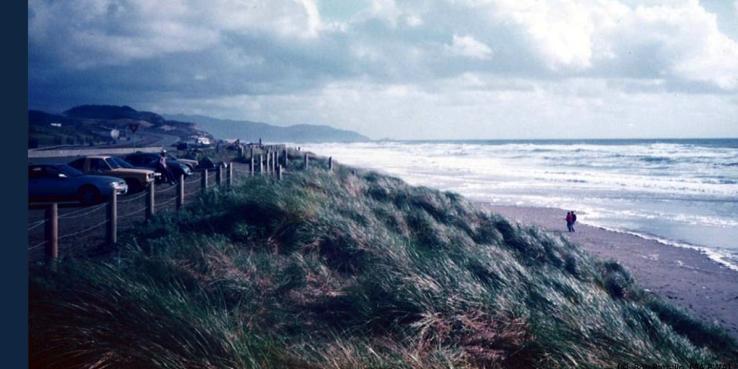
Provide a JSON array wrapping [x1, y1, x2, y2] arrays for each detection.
[[28, 0, 738, 138], [601, 1, 738, 89], [447, 34, 493, 60], [474, 0, 738, 88], [368, 0, 402, 26], [486, 0, 605, 69], [405, 14, 423, 27], [160, 77, 737, 139]]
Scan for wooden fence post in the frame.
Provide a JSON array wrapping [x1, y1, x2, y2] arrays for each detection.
[[328, 156, 333, 171], [259, 154, 264, 174], [176, 174, 184, 211], [273, 152, 277, 173], [201, 169, 209, 192], [277, 165, 283, 180], [45, 203, 58, 263], [304, 154, 309, 170], [250, 156, 255, 176], [283, 148, 289, 168], [107, 193, 117, 246], [216, 164, 223, 186], [146, 181, 155, 220], [227, 162, 233, 187]]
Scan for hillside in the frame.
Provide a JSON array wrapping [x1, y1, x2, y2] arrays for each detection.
[[28, 105, 211, 148], [167, 114, 369, 143], [29, 157, 737, 368]]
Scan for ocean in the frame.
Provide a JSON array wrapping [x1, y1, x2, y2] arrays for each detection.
[[299, 139, 738, 271]]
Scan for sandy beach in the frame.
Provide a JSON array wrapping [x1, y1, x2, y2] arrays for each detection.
[[481, 204, 738, 339]]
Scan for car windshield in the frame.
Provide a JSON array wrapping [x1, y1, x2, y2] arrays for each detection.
[[57, 165, 84, 177], [110, 157, 135, 168], [104, 157, 123, 169]]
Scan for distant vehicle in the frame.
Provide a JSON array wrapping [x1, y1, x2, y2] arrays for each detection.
[[191, 136, 211, 146], [170, 155, 198, 170], [198, 156, 216, 170], [124, 152, 193, 181], [29, 164, 128, 205], [68, 155, 156, 192]]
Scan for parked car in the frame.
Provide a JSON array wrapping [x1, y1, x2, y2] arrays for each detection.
[[198, 156, 216, 170], [172, 156, 199, 170], [124, 152, 193, 182], [29, 164, 128, 205], [68, 155, 156, 192]]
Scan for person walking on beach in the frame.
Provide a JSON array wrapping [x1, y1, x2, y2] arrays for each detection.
[[571, 211, 577, 232], [565, 211, 574, 232]]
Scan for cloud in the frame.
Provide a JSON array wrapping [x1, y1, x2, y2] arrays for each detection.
[[28, 0, 324, 69], [447, 34, 493, 60], [28, 0, 738, 138], [405, 15, 423, 27]]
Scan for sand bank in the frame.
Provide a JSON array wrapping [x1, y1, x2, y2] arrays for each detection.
[[481, 204, 738, 339]]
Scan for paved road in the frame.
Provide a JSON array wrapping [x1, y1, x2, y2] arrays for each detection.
[[28, 131, 181, 159]]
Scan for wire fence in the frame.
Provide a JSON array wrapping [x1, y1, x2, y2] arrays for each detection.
[[28, 150, 327, 262]]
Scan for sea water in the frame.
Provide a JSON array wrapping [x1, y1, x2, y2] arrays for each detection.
[[300, 139, 738, 270]]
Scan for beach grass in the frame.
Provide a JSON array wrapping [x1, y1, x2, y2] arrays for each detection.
[[30, 162, 738, 368]]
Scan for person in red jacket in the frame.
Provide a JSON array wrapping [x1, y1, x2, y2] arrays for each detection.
[[565, 211, 574, 232], [571, 211, 577, 232]]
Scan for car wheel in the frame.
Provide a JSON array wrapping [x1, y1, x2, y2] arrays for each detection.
[[79, 186, 101, 206]]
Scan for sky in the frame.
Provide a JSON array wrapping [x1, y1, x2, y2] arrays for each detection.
[[28, 0, 738, 140]]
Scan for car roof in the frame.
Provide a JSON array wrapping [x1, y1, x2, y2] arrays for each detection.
[[85, 155, 111, 159]]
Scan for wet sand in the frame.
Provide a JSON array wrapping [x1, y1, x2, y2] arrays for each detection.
[[480, 204, 738, 339]]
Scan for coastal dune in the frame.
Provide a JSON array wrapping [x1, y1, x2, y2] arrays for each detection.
[[483, 205, 738, 339], [29, 162, 738, 368]]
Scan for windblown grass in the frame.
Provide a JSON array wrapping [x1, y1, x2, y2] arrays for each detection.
[[30, 162, 738, 368]]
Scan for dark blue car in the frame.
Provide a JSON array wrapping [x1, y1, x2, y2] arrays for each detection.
[[124, 152, 193, 182], [29, 164, 128, 205]]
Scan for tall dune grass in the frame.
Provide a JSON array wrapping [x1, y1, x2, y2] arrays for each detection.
[[30, 161, 738, 368]]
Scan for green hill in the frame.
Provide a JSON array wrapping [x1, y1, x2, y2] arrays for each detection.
[[30, 157, 737, 368], [28, 106, 212, 148]]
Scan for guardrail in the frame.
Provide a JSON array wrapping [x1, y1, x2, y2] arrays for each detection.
[[28, 146, 164, 158], [28, 147, 335, 264]]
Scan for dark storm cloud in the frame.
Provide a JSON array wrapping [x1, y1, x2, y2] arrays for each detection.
[[28, 0, 738, 138]]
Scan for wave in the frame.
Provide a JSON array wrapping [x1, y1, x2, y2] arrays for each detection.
[[582, 221, 738, 272], [639, 156, 675, 164], [301, 140, 738, 259]]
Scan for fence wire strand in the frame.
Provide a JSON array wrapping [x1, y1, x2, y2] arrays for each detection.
[[156, 184, 178, 194], [119, 206, 147, 220], [156, 197, 177, 208], [27, 220, 46, 231], [58, 202, 107, 220], [118, 191, 147, 204], [58, 219, 109, 242], [29, 240, 47, 251]]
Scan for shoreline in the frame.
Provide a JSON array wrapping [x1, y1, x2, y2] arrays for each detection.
[[479, 203, 738, 339]]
